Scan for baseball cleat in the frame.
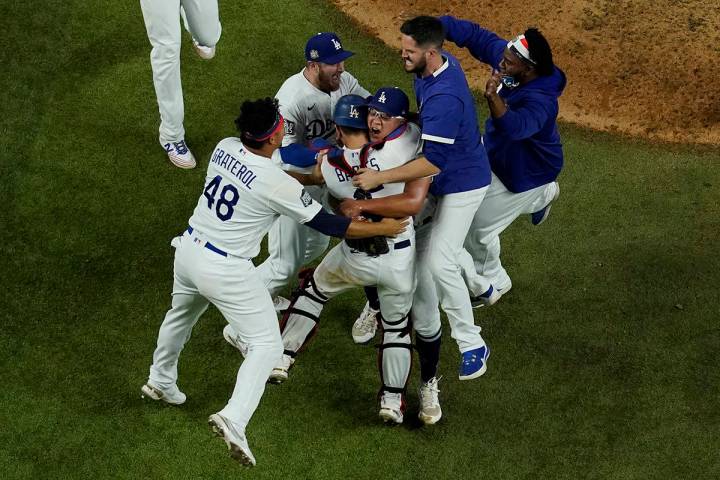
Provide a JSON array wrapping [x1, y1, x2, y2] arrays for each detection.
[[141, 382, 186, 405], [273, 296, 291, 313], [470, 283, 512, 308], [531, 182, 560, 226], [418, 376, 442, 425], [208, 413, 256, 466], [268, 354, 294, 384], [458, 345, 490, 381], [351, 301, 379, 344], [223, 324, 248, 358], [192, 39, 216, 60], [163, 140, 196, 169], [378, 392, 404, 425]]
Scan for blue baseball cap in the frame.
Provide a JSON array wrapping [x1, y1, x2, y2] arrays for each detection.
[[305, 32, 354, 65], [366, 87, 409, 117]]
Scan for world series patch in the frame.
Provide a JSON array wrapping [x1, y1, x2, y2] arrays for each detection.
[[300, 189, 313, 207], [285, 120, 295, 135]]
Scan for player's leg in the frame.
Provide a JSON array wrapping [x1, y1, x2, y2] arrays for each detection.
[[270, 244, 358, 382], [144, 238, 209, 404], [427, 188, 490, 380], [464, 177, 560, 302], [375, 246, 415, 425], [180, 0, 221, 53], [411, 224, 444, 423], [204, 258, 283, 467], [139, 0, 188, 155]]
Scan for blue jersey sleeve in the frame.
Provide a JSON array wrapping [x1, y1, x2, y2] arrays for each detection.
[[438, 16, 506, 69], [278, 143, 318, 168], [305, 208, 351, 238]]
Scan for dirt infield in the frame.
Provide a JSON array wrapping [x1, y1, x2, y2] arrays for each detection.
[[333, 0, 720, 145]]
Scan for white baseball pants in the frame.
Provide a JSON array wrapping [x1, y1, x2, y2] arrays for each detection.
[[148, 230, 282, 432], [461, 174, 559, 295], [412, 188, 488, 353], [140, 0, 221, 144]]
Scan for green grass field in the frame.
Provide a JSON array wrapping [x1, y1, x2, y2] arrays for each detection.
[[2, 1, 719, 478]]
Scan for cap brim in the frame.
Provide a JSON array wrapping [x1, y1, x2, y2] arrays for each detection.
[[318, 50, 354, 65]]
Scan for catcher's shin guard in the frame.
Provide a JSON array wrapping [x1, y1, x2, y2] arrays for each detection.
[[377, 312, 412, 403], [415, 327, 441, 382], [279, 268, 329, 357]]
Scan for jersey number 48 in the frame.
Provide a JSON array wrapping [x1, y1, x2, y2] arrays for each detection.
[[203, 175, 239, 221]]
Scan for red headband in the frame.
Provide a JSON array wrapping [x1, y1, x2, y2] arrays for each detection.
[[245, 113, 285, 141]]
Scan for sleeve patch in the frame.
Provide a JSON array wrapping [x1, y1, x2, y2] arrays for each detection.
[[300, 189, 313, 207], [285, 120, 295, 135]]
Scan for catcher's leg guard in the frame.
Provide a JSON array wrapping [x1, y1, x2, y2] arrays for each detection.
[[377, 312, 412, 405], [415, 326, 442, 383], [279, 268, 329, 358]]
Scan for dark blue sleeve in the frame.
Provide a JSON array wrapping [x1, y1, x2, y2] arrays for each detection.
[[278, 144, 318, 168], [438, 16, 507, 69], [305, 208, 351, 238], [420, 95, 464, 170], [492, 98, 554, 140]]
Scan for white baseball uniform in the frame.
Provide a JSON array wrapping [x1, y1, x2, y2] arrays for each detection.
[[255, 70, 369, 296], [140, 0, 221, 144], [146, 136, 322, 434], [278, 122, 422, 395]]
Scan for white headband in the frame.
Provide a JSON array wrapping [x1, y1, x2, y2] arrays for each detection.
[[507, 34, 536, 65]]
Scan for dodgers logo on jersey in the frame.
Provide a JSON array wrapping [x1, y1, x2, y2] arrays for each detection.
[[300, 189, 313, 207]]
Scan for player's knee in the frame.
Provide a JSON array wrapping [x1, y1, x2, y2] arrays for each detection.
[[154, 42, 181, 61], [427, 252, 457, 280]]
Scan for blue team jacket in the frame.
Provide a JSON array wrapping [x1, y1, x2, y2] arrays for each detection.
[[439, 16, 567, 193]]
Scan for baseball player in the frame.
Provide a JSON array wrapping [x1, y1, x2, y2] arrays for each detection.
[[252, 90, 425, 424], [437, 16, 565, 306], [140, 0, 221, 169], [354, 16, 493, 382], [140, 97, 407, 466], [254, 32, 371, 309]]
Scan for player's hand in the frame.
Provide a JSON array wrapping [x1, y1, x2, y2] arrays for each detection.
[[353, 168, 383, 190], [339, 199, 363, 218], [377, 217, 409, 237], [485, 71, 502, 98]]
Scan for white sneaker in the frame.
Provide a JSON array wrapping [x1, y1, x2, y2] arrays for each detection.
[[223, 324, 248, 358], [471, 282, 512, 309], [162, 140, 196, 169], [352, 301, 379, 344], [378, 391, 404, 424], [273, 296, 290, 313], [418, 376, 442, 425], [268, 354, 294, 384], [208, 413, 256, 466], [141, 382, 186, 405], [192, 39, 216, 60]]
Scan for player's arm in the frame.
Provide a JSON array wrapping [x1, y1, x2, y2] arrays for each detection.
[[305, 209, 408, 239], [485, 73, 552, 139], [269, 179, 407, 239], [438, 15, 506, 67], [352, 156, 438, 191], [340, 177, 431, 218]]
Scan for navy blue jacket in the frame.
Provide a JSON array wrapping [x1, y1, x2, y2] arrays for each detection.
[[439, 16, 567, 193]]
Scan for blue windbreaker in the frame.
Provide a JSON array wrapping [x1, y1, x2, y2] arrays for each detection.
[[439, 16, 567, 193]]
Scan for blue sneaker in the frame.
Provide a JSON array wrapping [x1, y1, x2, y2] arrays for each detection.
[[530, 183, 560, 226], [458, 345, 490, 380]]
